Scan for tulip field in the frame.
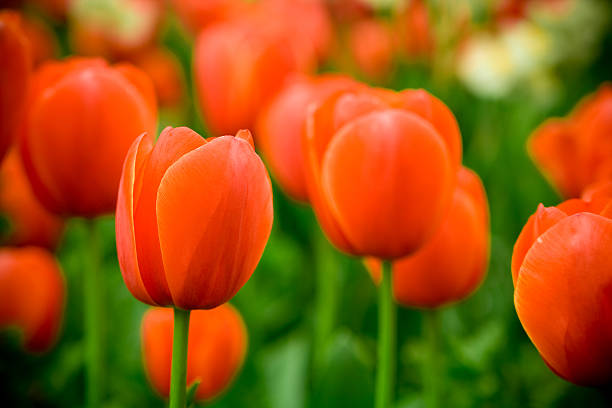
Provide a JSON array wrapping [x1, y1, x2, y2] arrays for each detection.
[[1, 1, 612, 407]]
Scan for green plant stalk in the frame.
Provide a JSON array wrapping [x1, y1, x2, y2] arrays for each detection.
[[375, 260, 395, 408], [313, 233, 338, 375], [84, 220, 103, 408], [169, 308, 191, 408], [424, 309, 441, 408]]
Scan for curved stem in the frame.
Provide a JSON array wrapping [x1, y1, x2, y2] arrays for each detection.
[[169, 308, 191, 408], [375, 260, 395, 408], [424, 309, 441, 408], [84, 220, 103, 408]]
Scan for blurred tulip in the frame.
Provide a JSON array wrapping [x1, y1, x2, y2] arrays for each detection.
[[327, 0, 373, 23], [0, 246, 64, 353], [172, 0, 248, 34], [395, 0, 434, 59], [141, 304, 247, 401], [194, 14, 314, 136], [304, 87, 461, 258], [132, 47, 185, 109], [512, 188, 612, 386], [28, 0, 71, 19], [20, 14, 58, 66], [20, 57, 157, 217], [367, 167, 489, 308], [256, 74, 358, 201], [348, 18, 395, 80], [529, 83, 612, 198], [0, 11, 30, 164], [70, 0, 163, 59], [116, 126, 273, 310], [0, 149, 63, 249]]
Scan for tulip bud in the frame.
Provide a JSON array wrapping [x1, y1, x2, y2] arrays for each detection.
[[512, 185, 612, 386], [141, 304, 247, 402], [20, 57, 158, 217], [304, 87, 461, 259], [529, 83, 612, 198], [367, 167, 489, 308], [0, 11, 30, 164], [0, 247, 64, 353], [0, 149, 63, 249], [116, 127, 273, 310]]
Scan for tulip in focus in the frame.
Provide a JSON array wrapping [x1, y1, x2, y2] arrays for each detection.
[[141, 304, 247, 402], [0, 10, 30, 164], [529, 83, 612, 198], [116, 126, 273, 310], [304, 86, 461, 259], [0, 149, 63, 249], [0, 247, 64, 353], [256, 74, 358, 201], [512, 186, 612, 386], [367, 167, 489, 308], [20, 57, 157, 217]]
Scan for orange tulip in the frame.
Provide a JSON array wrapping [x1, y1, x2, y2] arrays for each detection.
[[19, 57, 157, 217], [0, 247, 64, 353], [512, 186, 612, 386], [132, 47, 185, 109], [395, 0, 434, 58], [367, 167, 489, 308], [20, 14, 58, 66], [171, 0, 248, 34], [192, 0, 331, 137], [141, 304, 247, 402], [348, 18, 395, 80], [0, 149, 63, 249], [256, 74, 359, 201], [529, 83, 612, 198], [116, 126, 273, 310], [0, 11, 30, 164], [304, 87, 461, 258]]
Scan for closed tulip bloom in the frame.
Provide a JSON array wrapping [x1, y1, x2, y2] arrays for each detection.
[[367, 167, 489, 308], [0, 247, 64, 353], [0, 149, 63, 249], [171, 0, 248, 34], [529, 83, 612, 198], [132, 47, 185, 109], [0, 11, 30, 164], [116, 126, 273, 310], [20, 58, 157, 217], [194, 16, 307, 136], [141, 304, 247, 402], [256, 74, 359, 201], [512, 188, 612, 386], [304, 87, 461, 258], [348, 19, 395, 80]]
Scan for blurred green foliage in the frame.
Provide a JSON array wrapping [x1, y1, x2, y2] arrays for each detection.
[[2, 5, 612, 408]]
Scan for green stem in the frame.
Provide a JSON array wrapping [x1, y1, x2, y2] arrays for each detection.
[[375, 260, 395, 408], [423, 309, 441, 408], [84, 220, 103, 408], [313, 233, 338, 375], [169, 308, 191, 408]]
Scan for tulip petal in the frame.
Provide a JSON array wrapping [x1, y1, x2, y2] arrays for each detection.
[[321, 109, 453, 258], [133, 127, 205, 305], [116, 133, 156, 305], [515, 213, 612, 386], [157, 136, 273, 309]]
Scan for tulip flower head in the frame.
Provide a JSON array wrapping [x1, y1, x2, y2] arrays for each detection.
[[348, 18, 395, 80], [512, 186, 612, 386], [529, 83, 612, 198], [141, 304, 247, 402], [367, 167, 489, 308], [116, 127, 273, 310], [256, 74, 359, 201], [0, 11, 31, 163], [304, 87, 461, 259], [20, 57, 158, 217], [0, 247, 64, 353], [0, 149, 64, 249]]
